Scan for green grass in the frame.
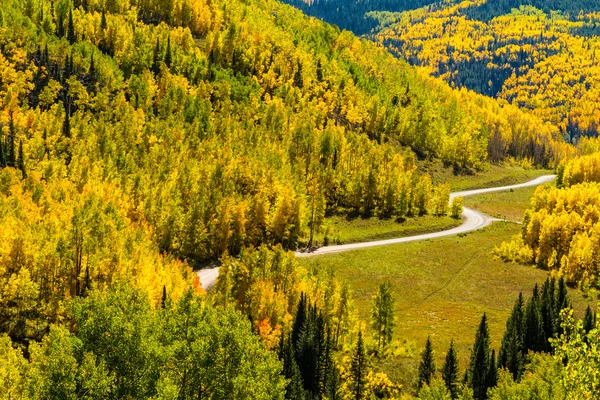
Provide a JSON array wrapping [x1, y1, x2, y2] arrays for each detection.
[[301, 223, 593, 391], [464, 186, 538, 222], [422, 161, 554, 192], [313, 214, 461, 246]]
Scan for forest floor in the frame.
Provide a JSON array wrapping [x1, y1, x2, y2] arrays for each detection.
[[298, 173, 592, 392]]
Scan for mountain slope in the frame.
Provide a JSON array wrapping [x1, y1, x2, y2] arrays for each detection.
[[375, 0, 600, 139]]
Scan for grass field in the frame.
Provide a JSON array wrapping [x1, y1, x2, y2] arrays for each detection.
[[299, 173, 590, 392], [422, 161, 554, 192], [464, 186, 539, 222], [314, 214, 461, 246], [302, 223, 592, 391]]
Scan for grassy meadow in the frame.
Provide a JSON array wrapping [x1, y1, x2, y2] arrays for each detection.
[[300, 170, 591, 392]]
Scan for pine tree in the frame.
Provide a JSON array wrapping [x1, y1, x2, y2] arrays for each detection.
[[523, 284, 545, 353], [292, 293, 307, 346], [279, 333, 306, 400], [350, 331, 367, 400], [165, 37, 172, 68], [17, 140, 26, 179], [584, 306, 595, 333], [161, 285, 167, 309], [486, 350, 498, 390], [8, 117, 16, 168], [555, 276, 570, 336], [67, 9, 75, 44], [442, 340, 460, 399], [0, 132, 6, 168], [540, 278, 556, 352], [152, 38, 161, 75], [498, 293, 525, 381], [371, 281, 395, 351], [63, 108, 71, 138], [418, 336, 436, 390], [469, 313, 491, 400]]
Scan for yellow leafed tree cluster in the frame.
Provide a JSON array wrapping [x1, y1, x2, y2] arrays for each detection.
[[497, 152, 600, 288]]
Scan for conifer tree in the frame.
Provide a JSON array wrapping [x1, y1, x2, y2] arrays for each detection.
[[279, 333, 306, 400], [350, 331, 367, 400], [469, 313, 491, 400], [523, 284, 545, 353], [161, 285, 167, 309], [165, 37, 172, 68], [152, 38, 161, 75], [540, 277, 556, 352], [8, 115, 16, 168], [63, 108, 71, 139], [0, 132, 6, 168], [17, 140, 26, 179], [584, 306, 595, 333], [555, 276, 570, 335], [371, 281, 395, 351], [67, 9, 75, 44], [442, 340, 460, 398], [486, 350, 497, 390], [292, 293, 307, 346], [498, 293, 524, 380], [418, 336, 436, 390]]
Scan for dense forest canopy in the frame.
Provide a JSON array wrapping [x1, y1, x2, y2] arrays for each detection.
[[374, 0, 600, 140]]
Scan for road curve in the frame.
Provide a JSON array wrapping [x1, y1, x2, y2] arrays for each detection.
[[197, 174, 556, 289]]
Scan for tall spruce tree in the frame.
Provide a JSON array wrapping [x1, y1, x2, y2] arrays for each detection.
[[8, 115, 16, 168], [486, 350, 498, 390], [371, 280, 395, 351], [165, 36, 172, 68], [442, 340, 460, 399], [279, 333, 306, 400], [555, 276, 571, 336], [498, 293, 525, 380], [523, 284, 545, 353], [350, 331, 367, 400], [152, 38, 161, 75], [292, 293, 307, 346], [540, 278, 556, 352], [584, 306, 595, 333], [0, 131, 6, 168], [418, 336, 436, 390], [67, 9, 75, 44], [17, 140, 26, 179], [469, 313, 492, 400]]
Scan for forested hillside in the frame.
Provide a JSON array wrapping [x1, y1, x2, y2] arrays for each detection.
[[279, 0, 439, 35], [375, 0, 600, 140], [0, 0, 590, 397]]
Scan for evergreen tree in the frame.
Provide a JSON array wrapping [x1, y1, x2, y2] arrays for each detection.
[[294, 61, 304, 88], [17, 140, 26, 179], [371, 280, 395, 351], [152, 38, 161, 75], [498, 293, 524, 380], [0, 132, 6, 168], [350, 331, 367, 400], [540, 277, 556, 352], [165, 37, 172, 68], [279, 333, 306, 400], [292, 293, 307, 346], [523, 284, 545, 353], [486, 350, 498, 390], [8, 117, 16, 168], [67, 9, 75, 44], [63, 108, 71, 139], [418, 336, 436, 390], [555, 276, 570, 335], [584, 305, 595, 333], [442, 340, 460, 399], [469, 313, 491, 400], [161, 285, 167, 309]]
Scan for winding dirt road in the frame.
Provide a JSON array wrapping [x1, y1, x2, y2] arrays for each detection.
[[197, 174, 555, 289]]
